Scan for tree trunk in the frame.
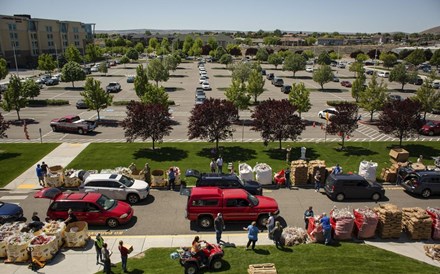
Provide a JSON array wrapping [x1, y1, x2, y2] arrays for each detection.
[[279, 138, 282, 150], [423, 111, 427, 121], [320, 83, 324, 90], [16, 109, 21, 120], [155, 80, 159, 87], [97, 110, 101, 121], [152, 138, 155, 150], [341, 133, 345, 149], [370, 111, 374, 122], [72, 81, 75, 88], [401, 83, 405, 91], [254, 95, 258, 104]]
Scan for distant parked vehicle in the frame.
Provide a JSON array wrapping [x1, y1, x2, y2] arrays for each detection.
[[106, 82, 121, 93], [340, 81, 352, 87], [419, 120, 440, 136], [281, 85, 291, 94], [50, 115, 97, 135], [126, 76, 135, 83]]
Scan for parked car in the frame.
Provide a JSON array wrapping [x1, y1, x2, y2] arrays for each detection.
[[126, 76, 135, 83], [409, 77, 423, 85], [90, 66, 99, 72], [272, 77, 284, 87], [34, 188, 134, 228], [340, 81, 352, 87], [419, 120, 440, 136], [80, 173, 150, 204], [377, 71, 390, 78], [202, 81, 211, 90], [106, 82, 121, 93], [318, 108, 337, 119], [306, 67, 314, 72], [388, 94, 403, 102], [199, 76, 209, 84], [75, 99, 88, 109], [324, 174, 385, 201], [0, 202, 23, 224], [195, 89, 205, 98], [401, 171, 440, 198], [186, 169, 263, 195], [337, 63, 346, 69], [266, 73, 274, 80], [281, 85, 291, 94], [50, 115, 97, 135], [332, 76, 340, 82], [261, 69, 266, 76], [365, 70, 374, 75], [195, 97, 205, 105], [36, 75, 51, 85], [185, 187, 279, 228], [432, 81, 440, 89], [45, 77, 59, 86]]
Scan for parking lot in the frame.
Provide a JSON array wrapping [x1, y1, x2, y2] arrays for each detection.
[[1, 59, 439, 142]]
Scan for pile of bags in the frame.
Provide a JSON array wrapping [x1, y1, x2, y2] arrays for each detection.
[[307, 217, 324, 243], [331, 207, 354, 240], [358, 161, 378, 183], [353, 207, 379, 239], [64, 221, 88, 248], [308, 160, 326, 184], [289, 160, 308, 186], [424, 244, 440, 262], [374, 204, 402, 239], [280, 226, 308, 246], [42, 221, 65, 248], [28, 234, 57, 262], [238, 163, 253, 181], [0, 222, 25, 258], [402, 207, 433, 240], [254, 163, 272, 185], [426, 207, 440, 240], [5, 233, 34, 262]]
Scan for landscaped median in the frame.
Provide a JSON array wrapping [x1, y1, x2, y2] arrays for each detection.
[[98, 243, 440, 274]]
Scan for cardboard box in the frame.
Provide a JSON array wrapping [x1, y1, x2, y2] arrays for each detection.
[[124, 244, 133, 254], [389, 148, 409, 163]]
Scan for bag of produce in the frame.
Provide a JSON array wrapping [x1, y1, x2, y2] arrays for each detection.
[[0, 232, 14, 257], [426, 207, 440, 240], [43, 221, 66, 248], [239, 163, 253, 181], [353, 207, 378, 239], [64, 221, 88, 247], [307, 217, 324, 243], [6, 233, 33, 262], [29, 234, 57, 262], [331, 208, 355, 240], [254, 163, 272, 185]]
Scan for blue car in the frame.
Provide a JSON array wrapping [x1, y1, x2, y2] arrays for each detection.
[[0, 202, 24, 224]]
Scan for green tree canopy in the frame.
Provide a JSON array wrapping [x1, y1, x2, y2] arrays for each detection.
[[231, 62, 253, 84], [126, 48, 139, 60], [247, 68, 265, 103], [414, 72, 440, 120], [85, 44, 103, 64], [1, 75, 28, 120], [389, 63, 416, 91], [147, 59, 169, 86], [380, 52, 397, 68], [134, 64, 150, 98], [64, 44, 82, 63], [141, 84, 169, 107], [358, 74, 387, 121], [430, 49, 440, 68], [268, 53, 283, 69], [22, 79, 40, 99], [405, 48, 426, 66], [225, 79, 250, 110], [98, 62, 108, 76], [191, 38, 203, 57], [134, 42, 145, 54], [255, 48, 269, 62], [0, 58, 8, 80], [317, 52, 331, 65], [207, 36, 218, 50], [312, 64, 333, 90], [288, 82, 311, 118], [37, 54, 56, 75], [148, 37, 158, 53], [282, 53, 306, 77], [219, 54, 233, 67], [81, 77, 113, 120], [61, 61, 86, 88], [182, 36, 194, 55]]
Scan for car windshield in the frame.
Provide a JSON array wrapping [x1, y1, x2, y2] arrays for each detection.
[[119, 175, 134, 187], [247, 193, 259, 206], [425, 121, 436, 127], [96, 194, 116, 210]]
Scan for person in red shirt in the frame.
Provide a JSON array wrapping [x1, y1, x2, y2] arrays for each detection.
[[118, 240, 129, 273]]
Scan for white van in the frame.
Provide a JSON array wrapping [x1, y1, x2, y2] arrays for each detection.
[[378, 71, 390, 78]]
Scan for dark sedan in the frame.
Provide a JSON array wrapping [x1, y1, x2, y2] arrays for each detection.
[[0, 202, 24, 224]]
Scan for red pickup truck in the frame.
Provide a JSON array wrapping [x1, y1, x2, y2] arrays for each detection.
[[50, 115, 97, 135], [186, 187, 279, 229]]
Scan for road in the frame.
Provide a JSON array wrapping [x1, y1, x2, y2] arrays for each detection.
[[2, 185, 438, 237], [1, 60, 439, 143]]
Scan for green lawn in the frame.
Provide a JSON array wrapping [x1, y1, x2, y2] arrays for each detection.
[[0, 143, 60, 188], [103, 243, 440, 274], [67, 141, 440, 185]]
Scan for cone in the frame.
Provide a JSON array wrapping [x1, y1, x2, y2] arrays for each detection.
[[313, 122, 316, 128], [321, 124, 324, 130]]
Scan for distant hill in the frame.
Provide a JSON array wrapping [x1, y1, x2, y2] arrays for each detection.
[[421, 26, 440, 34]]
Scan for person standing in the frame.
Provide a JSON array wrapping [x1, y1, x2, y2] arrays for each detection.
[[243, 221, 259, 250], [216, 156, 223, 174], [102, 243, 112, 274], [285, 166, 291, 189], [210, 159, 216, 173], [332, 164, 342, 175], [304, 206, 314, 230], [143, 163, 151, 184], [314, 170, 321, 192], [95, 233, 104, 265], [214, 213, 225, 244], [118, 240, 129, 273], [41, 161, 49, 177], [271, 221, 284, 249], [167, 167, 176, 190], [266, 212, 275, 239], [36, 164, 44, 186], [320, 212, 332, 245]]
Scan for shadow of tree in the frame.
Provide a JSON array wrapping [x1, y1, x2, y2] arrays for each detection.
[[400, 144, 440, 159], [264, 147, 320, 161], [169, 75, 187, 78], [133, 147, 188, 162], [0, 152, 21, 161], [63, 87, 85, 91], [196, 146, 257, 162], [338, 145, 378, 157]]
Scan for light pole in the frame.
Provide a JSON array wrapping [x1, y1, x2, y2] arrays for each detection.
[[54, 43, 60, 72], [12, 42, 19, 76]]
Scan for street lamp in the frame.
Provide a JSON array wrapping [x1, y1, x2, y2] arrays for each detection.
[[12, 42, 19, 76]]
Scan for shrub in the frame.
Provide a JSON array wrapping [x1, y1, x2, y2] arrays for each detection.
[[27, 99, 69, 107], [326, 100, 357, 107]]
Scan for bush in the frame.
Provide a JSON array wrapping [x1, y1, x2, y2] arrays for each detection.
[[113, 100, 175, 106], [27, 99, 69, 107], [326, 100, 357, 107]]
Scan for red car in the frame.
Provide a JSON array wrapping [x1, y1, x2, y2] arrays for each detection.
[[420, 120, 440, 136], [34, 188, 134, 228], [341, 81, 352, 87]]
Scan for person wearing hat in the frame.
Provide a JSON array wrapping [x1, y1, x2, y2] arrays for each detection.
[[214, 213, 225, 244], [95, 233, 104, 264]]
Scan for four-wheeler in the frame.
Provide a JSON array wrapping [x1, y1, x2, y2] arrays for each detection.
[[177, 241, 224, 274]]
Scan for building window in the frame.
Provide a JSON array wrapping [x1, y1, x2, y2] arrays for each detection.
[[32, 48, 39, 56], [47, 33, 54, 40], [74, 41, 80, 46], [48, 41, 54, 47], [73, 27, 79, 33], [63, 41, 68, 47], [11, 41, 19, 48], [74, 34, 79, 40], [8, 23, 17, 31], [46, 26, 53, 32], [62, 34, 68, 40], [61, 23, 67, 33]]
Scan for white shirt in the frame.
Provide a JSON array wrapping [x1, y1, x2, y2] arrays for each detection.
[[216, 158, 223, 166]]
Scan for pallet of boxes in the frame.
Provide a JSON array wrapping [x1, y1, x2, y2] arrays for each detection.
[[308, 160, 326, 185], [248, 263, 277, 274], [289, 160, 308, 186], [45, 165, 64, 188], [402, 207, 432, 240], [380, 148, 410, 183], [374, 203, 402, 239]]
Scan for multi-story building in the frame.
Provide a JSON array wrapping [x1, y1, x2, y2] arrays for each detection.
[[0, 14, 94, 69]]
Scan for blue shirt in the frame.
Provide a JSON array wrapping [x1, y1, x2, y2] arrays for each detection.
[[247, 225, 259, 241], [36, 167, 43, 177], [168, 169, 175, 179], [320, 216, 331, 230]]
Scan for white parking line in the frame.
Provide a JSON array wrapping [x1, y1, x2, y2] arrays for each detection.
[[0, 195, 28, 200]]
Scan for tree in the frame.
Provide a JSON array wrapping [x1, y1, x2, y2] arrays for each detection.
[[191, 38, 203, 57], [64, 44, 82, 63], [214, 47, 226, 60], [0, 112, 9, 138], [356, 53, 369, 63], [163, 54, 180, 72], [80, 77, 113, 120], [227, 44, 241, 56], [389, 63, 414, 91], [122, 101, 173, 149], [0, 58, 8, 80], [61, 61, 86, 88], [85, 44, 103, 64], [302, 50, 314, 60], [126, 48, 139, 61], [225, 79, 250, 110], [358, 74, 387, 121], [247, 69, 265, 103], [141, 84, 169, 107], [378, 99, 421, 147], [37, 54, 56, 75], [134, 42, 145, 54], [147, 37, 158, 53], [283, 53, 306, 77], [329, 51, 341, 60], [351, 74, 366, 103], [325, 103, 359, 149], [219, 54, 233, 67], [251, 99, 305, 149], [147, 59, 169, 86], [187, 98, 238, 150], [255, 48, 269, 62], [430, 49, 440, 68], [379, 52, 397, 68], [263, 36, 280, 45], [317, 52, 331, 65], [159, 38, 171, 55], [268, 53, 283, 69], [182, 36, 194, 55], [288, 82, 311, 118], [22, 79, 40, 99], [98, 62, 108, 76], [312, 65, 333, 90], [405, 48, 426, 66], [414, 72, 440, 120], [207, 36, 218, 50], [231, 62, 253, 84], [134, 64, 150, 98], [1, 75, 28, 120], [349, 61, 365, 78]]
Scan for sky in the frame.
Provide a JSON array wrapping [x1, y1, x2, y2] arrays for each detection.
[[1, 0, 439, 33]]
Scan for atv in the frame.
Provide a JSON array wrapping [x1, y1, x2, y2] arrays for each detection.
[[178, 241, 225, 274]]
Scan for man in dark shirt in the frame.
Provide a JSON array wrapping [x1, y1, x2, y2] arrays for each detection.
[[64, 208, 78, 225], [118, 240, 129, 273]]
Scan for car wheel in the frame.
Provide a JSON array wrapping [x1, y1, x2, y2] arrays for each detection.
[[428, 131, 434, 136], [198, 215, 213, 229], [211, 258, 223, 270], [78, 128, 84, 135], [319, 113, 323, 119], [371, 192, 381, 201], [106, 218, 119, 228], [335, 193, 345, 201], [421, 189, 431, 198], [127, 193, 140, 204], [51, 126, 57, 132], [184, 263, 198, 274], [257, 214, 269, 227]]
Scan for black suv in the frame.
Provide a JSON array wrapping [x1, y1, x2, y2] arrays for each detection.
[[324, 174, 385, 202], [266, 73, 274, 80], [185, 169, 263, 195], [401, 170, 440, 198]]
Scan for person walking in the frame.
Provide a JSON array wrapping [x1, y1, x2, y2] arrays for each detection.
[[304, 206, 314, 230], [271, 221, 284, 249], [102, 242, 112, 274], [36, 164, 44, 186], [314, 170, 321, 192], [118, 240, 129, 273], [41, 161, 49, 177], [216, 156, 223, 174], [167, 167, 176, 190], [210, 159, 216, 173], [243, 221, 259, 250], [95, 233, 104, 265], [266, 212, 275, 239], [285, 166, 291, 189], [214, 213, 225, 245], [320, 212, 332, 245]]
